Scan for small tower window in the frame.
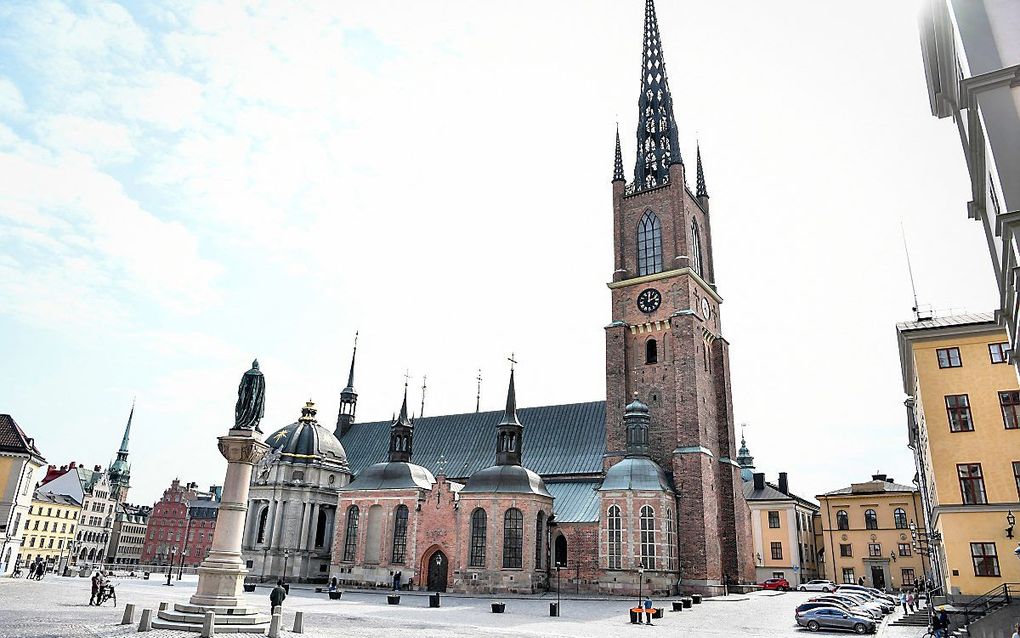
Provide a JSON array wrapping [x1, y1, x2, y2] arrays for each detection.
[[255, 507, 268, 544], [646, 339, 658, 365], [691, 219, 703, 276], [637, 211, 663, 276]]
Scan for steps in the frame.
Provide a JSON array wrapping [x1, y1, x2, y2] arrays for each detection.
[[150, 603, 270, 634], [891, 609, 930, 627]]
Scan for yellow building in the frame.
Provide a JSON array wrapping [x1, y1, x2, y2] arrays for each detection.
[[897, 312, 1020, 598], [817, 474, 927, 592], [745, 471, 821, 586], [0, 414, 47, 576], [18, 489, 81, 573]]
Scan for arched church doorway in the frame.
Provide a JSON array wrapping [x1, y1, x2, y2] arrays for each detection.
[[426, 550, 448, 592], [554, 534, 568, 567]]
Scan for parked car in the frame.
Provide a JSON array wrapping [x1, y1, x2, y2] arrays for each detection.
[[837, 585, 896, 605], [762, 577, 791, 591], [836, 589, 894, 613], [796, 607, 876, 634], [797, 601, 856, 615], [799, 579, 837, 593], [809, 595, 883, 620]]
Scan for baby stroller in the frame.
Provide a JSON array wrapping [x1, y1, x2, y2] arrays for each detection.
[[95, 582, 117, 607]]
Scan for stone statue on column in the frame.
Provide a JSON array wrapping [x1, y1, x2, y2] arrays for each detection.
[[234, 359, 266, 433]]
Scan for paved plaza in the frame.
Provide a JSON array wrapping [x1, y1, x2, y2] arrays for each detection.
[[0, 575, 932, 638]]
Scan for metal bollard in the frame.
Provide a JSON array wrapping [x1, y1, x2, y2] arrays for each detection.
[[121, 603, 136, 625], [137, 608, 153, 632], [158, 601, 169, 611], [200, 610, 215, 637], [268, 612, 281, 638], [292, 610, 304, 633]]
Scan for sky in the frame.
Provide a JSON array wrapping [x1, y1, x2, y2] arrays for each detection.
[[0, 0, 991, 507]]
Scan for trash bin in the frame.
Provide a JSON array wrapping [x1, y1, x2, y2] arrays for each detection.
[[653, 608, 664, 619], [681, 597, 693, 609], [429, 593, 441, 608], [387, 595, 400, 605], [549, 602, 559, 617], [671, 601, 683, 612], [629, 608, 641, 624], [491, 602, 505, 614], [283, 583, 290, 595], [243, 583, 257, 592], [328, 591, 343, 600], [143, 572, 150, 580], [692, 593, 702, 604]]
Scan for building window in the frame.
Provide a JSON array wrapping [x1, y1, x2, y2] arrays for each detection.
[[868, 543, 881, 557], [665, 507, 676, 571], [637, 211, 663, 276], [937, 347, 962, 368], [945, 395, 974, 432], [770, 542, 783, 560], [836, 510, 849, 530], [901, 568, 916, 586], [971, 542, 1000, 576], [690, 219, 703, 276], [639, 505, 656, 569], [999, 391, 1020, 429], [607, 505, 622, 570], [842, 568, 855, 584], [645, 339, 658, 365], [840, 544, 852, 557], [894, 508, 908, 529], [534, 512, 544, 570], [391, 505, 408, 564], [768, 511, 780, 529], [989, 342, 1009, 364], [898, 543, 912, 557], [342, 506, 359, 562], [864, 509, 878, 530], [958, 463, 988, 504], [502, 508, 523, 569], [1013, 461, 1020, 499]]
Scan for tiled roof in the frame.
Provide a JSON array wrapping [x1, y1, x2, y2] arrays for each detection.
[[743, 481, 792, 501], [547, 480, 602, 523], [33, 490, 81, 507], [820, 480, 916, 496], [339, 401, 606, 480], [0, 414, 45, 463], [895, 312, 996, 332]]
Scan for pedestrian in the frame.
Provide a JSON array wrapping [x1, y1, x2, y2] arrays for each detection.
[[643, 596, 654, 625], [933, 608, 950, 638], [393, 570, 402, 591], [1011, 622, 1019, 638], [328, 577, 338, 593], [269, 579, 287, 613], [907, 590, 916, 613], [90, 571, 102, 606], [35, 562, 45, 580], [899, 590, 908, 615], [858, 576, 865, 586]]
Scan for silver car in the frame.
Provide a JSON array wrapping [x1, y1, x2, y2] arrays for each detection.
[[796, 607, 876, 634], [799, 579, 837, 592]]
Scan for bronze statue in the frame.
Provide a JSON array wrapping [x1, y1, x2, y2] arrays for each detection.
[[234, 359, 265, 432]]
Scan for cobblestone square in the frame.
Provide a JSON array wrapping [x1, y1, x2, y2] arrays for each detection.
[[0, 575, 930, 638]]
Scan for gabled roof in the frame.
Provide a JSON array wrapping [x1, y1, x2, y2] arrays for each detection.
[[339, 401, 606, 481], [743, 481, 818, 509], [819, 479, 916, 497], [0, 414, 46, 464], [33, 490, 81, 508]]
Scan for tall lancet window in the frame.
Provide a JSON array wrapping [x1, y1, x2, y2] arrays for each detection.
[[391, 504, 408, 564], [637, 211, 663, 276], [690, 219, 703, 276], [640, 505, 656, 569], [342, 505, 359, 562], [469, 508, 487, 567], [503, 508, 524, 569], [607, 505, 622, 569]]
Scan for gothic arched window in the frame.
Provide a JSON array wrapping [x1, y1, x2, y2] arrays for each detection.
[[836, 510, 849, 530], [342, 505, 359, 562], [665, 507, 677, 571], [690, 219, 703, 276], [314, 509, 328, 548], [607, 505, 622, 569], [502, 508, 524, 569], [894, 508, 908, 530], [391, 504, 409, 564], [865, 509, 878, 530], [535, 512, 545, 569], [256, 507, 268, 544], [646, 339, 658, 364], [637, 211, 663, 276], [640, 505, 656, 569], [469, 508, 486, 567]]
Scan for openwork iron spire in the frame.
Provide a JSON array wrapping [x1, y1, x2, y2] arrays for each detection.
[[633, 0, 682, 191], [613, 125, 625, 182], [696, 144, 708, 198]]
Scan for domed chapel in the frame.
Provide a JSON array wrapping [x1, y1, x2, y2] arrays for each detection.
[[243, 0, 754, 595]]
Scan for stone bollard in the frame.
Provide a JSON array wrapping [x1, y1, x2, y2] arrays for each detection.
[[158, 601, 169, 611], [268, 612, 281, 638], [200, 610, 215, 637], [137, 608, 153, 632], [121, 603, 136, 625], [292, 610, 304, 633], [272, 605, 282, 616]]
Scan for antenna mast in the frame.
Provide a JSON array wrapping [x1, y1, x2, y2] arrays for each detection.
[[420, 374, 427, 418], [475, 369, 482, 413], [901, 222, 926, 321]]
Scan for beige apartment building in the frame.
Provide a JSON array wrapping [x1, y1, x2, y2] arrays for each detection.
[[745, 472, 821, 586]]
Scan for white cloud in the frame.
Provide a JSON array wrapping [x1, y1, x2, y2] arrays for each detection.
[[0, 77, 25, 116]]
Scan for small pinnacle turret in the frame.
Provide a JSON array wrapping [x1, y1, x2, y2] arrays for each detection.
[[633, 0, 682, 191], [335, 332, 359, 438], [388, 382, 414, 463], [494, 369, 524, 466], [696, 144, 708, 199], [613, 125, 625, 182]]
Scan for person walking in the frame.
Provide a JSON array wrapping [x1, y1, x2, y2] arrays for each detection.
[[35, 561, 45, 580], [907, 590, 915, 614], [899, 591, 908, 615], [1010, 622, 1018, 638], [858, 576, 866, 586], [269, 580, 287, 613], [643, 596, 654, 625], [89, 571, 102, 606], [933, 608, 950, 638], [393, 571, 401, 591]]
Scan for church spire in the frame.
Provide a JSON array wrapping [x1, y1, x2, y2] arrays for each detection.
[[388, 380, 414, 463], [495, 367, 524, 466], [118, 399, 134, 457], [633, 0, 682, 191], [696, 143, 709, 199], [335, 332, 359, 438], [109, 400, 134, 502], [613, 125, 625, 182]]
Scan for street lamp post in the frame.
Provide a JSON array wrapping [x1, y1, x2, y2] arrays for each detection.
[[282, 550, 290, 582], [637, 560, 645, 609], [178, 516, 194, 580], [555, 561, 561, 617], [165, 547, 176, 586]]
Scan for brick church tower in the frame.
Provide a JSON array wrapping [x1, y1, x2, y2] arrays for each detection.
[[604, 0, 754, 587]]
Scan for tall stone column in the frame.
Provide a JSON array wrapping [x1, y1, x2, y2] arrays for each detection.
[[189, 429, 269, 608]]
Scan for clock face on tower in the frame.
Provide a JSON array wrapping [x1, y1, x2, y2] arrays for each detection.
[[636, 288, 661, 313]]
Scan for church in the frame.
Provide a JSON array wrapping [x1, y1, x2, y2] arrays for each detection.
[[240, 0, 754, 595]]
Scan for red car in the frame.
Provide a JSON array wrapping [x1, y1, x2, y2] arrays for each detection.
[[761, 577, 791, 592]]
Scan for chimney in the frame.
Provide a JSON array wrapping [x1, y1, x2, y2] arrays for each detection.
[[871, 473, 887, 482], [94, 464, 101, 472], [753, 472, 765, 491], [886, 477, 894, 484], [778, 472, 789, 495]]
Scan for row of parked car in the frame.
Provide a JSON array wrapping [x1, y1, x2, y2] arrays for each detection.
[[789, 581, 899, 634]]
